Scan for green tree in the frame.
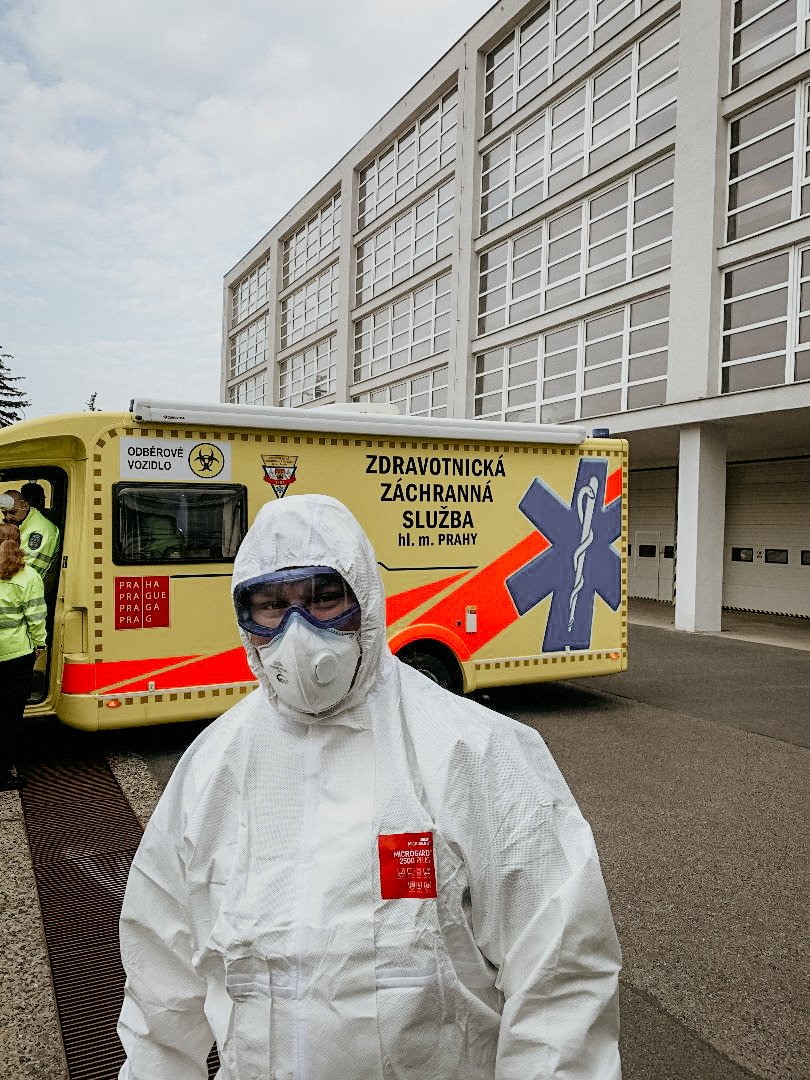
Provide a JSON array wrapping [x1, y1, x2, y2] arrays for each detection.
[[0, 349, 29, 427]]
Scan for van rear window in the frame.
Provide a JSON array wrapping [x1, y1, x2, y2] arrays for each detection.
[[112, 483, 247, 565]]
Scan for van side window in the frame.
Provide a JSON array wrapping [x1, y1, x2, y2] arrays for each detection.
[[112, 483, 247, 565]]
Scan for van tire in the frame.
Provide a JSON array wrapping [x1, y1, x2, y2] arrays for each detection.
[[398, 645, 461, 694]]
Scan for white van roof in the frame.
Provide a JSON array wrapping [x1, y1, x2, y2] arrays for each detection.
[[130, 398, 589, 446]]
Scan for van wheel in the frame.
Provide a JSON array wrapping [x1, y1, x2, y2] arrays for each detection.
[[398, 646, 460, 693]]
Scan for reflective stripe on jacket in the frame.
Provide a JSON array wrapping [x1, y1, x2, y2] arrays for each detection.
[[0, 565, 47, 661], [20, 507, 59, 580]]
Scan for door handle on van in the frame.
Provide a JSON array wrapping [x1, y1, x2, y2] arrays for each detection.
[[63, 608, 88, 654]]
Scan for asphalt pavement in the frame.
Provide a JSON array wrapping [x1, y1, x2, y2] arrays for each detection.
[[482, 622, 809, 1080]]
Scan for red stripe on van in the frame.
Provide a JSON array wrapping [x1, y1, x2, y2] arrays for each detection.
[[389, 530, 549, 659], [62, 656, 198, 694], [110, 648, 255, 694], [606, 466, 622, 505], [386, 571, 468, 626]]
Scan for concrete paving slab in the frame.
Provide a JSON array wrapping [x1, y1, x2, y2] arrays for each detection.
[[0, 790, 68, 1080], [106, 750, 163, 831], [630, 599, 810, 652]]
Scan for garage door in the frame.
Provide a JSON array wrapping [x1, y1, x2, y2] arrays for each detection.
[[628, 468, 676, 601], [723, 458, 810, 617]]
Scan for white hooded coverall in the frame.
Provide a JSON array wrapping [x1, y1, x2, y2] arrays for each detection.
[[118, 494, 621, 1080]]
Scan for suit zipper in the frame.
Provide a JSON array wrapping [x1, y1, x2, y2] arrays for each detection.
[[292, 732, 320, 1080]]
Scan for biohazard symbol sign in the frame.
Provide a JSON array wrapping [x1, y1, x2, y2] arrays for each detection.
[[262, 454, 298, 499], [189, 443, 225, 478]]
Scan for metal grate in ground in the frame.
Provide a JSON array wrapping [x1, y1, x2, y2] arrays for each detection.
[[20, 756, 219, 1079]]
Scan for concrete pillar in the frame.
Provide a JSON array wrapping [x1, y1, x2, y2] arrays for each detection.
[[666, 0, 730, 402], [675, 423, 727, 631], [334, 163, 356, 402], [453, 40, 481, 420]]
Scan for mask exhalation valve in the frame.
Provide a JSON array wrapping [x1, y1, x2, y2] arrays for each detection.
[[312, 651, 339, 685]]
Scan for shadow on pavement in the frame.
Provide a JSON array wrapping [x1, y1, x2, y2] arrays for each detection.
[[620, 984, 762, 1080], [474, 680, 614, 718]]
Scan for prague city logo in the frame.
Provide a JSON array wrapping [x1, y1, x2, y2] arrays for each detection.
[[189, 443, 225, 478], [262, 454, 298, 498]]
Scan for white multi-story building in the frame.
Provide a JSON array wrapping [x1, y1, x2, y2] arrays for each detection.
[[222, 0, 810, 629]]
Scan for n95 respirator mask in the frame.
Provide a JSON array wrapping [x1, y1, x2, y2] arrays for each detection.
[[256, 612, 361, 716]]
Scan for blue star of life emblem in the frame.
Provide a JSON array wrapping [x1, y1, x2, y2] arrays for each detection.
[[506, 458, 621, 652]]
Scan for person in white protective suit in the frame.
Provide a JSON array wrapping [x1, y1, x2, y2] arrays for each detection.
[[117, 493, 622, 1080]]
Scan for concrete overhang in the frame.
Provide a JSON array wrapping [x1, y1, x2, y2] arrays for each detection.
[[578, 383, 810, 469]]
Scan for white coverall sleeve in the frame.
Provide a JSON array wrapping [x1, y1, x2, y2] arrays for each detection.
[[117, 781, 213, 1079], [472, 728, 622, 1080]]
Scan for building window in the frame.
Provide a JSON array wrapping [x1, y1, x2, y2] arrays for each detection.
[[355, 181, 454, 306], [764, 547, 789, 563], [484, 7, 550, 134], [800, 549, 810, 564], [481, 20, 678, 229], [278, 335, 336, 407], [731, 546, 754, 561], [474, 291, 669, 422], [483, 0, 653, 134], [555, 0, 593, 78], [481, 115, 546, 231], [625, 292, 669, 410], [358, 90, 458, 229], [723, 251, 788, 392], [354, 274, 451, 383], [478, 154, 673, 332], [229, 314, 268, 379], [726, 86, 810, 242], [228, 371, 265, 406], [282, 193, 341, 289], [353, 366, 448, 417], [731, 0, 807, 91], [232, 256, 270, 325], [538, 324, 578, 420], [795, 247, 810, 380], [549, 16, 678, 195], [478, 224, 544, 335], [279, 262, 339, 349], [721, 245, 810, 391]]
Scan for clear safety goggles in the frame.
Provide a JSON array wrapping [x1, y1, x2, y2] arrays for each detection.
[[234, 565, 361, 640]]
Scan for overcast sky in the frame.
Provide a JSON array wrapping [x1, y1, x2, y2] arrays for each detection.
[[1, 0, 493, 420]]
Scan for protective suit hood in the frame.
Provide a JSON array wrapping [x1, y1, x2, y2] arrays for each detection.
[[233, 494, 392, 724]]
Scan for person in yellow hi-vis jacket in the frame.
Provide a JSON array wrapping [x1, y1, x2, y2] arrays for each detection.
[[0, 523, 46, 790], [1, 488, 60, 585]]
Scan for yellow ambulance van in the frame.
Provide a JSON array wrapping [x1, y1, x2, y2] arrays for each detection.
[[0, 399, 628, 730]]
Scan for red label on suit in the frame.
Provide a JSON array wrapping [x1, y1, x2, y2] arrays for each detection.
[[378, 832, 437, 899]]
